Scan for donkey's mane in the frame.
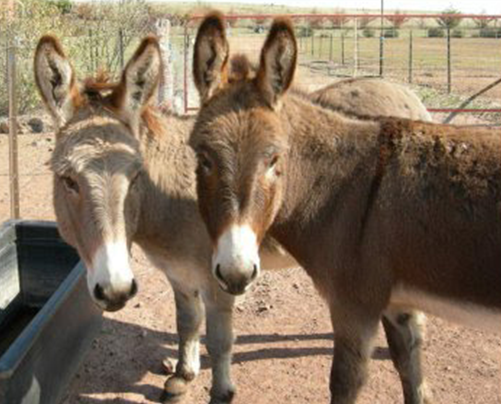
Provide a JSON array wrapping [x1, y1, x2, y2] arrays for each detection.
[[78, 71, 190, 139]]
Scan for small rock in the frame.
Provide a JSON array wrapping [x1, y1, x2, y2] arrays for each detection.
[[0, 119, 8, 134], [257, 304, 272, 313], [134, 302, 142, 308], [27, 117, 44, 133]]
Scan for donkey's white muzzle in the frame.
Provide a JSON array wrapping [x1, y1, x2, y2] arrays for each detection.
[[212, 224, 261, 295]]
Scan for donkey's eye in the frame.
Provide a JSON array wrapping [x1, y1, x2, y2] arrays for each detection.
[[197, 152, 214, 175], [61, 176, 80, 194]]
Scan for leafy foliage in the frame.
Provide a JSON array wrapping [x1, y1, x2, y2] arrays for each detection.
[[437, 8, 463, 29], [0, 0, 152, 115]]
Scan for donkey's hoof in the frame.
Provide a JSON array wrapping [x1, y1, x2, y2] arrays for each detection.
[[162, 376, 190, 403], [177, 367, 197, 382], [162, 358, 177, 375], [209, 388, 236, 404]]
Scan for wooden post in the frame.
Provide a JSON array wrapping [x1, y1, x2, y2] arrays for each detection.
[[447, 27, 452, 94], [319, 34, 323, 59], [341, 32, 345, 65], [88, 29, 94, 74], [329, 34, 333, 61], [118, 28, 125, 70], [379, 1, 385, 76], [354, 20, 359, 77], [6, 5, 20, 219], [154, 19, 173, 108], [408, 30, 413, 83], [311, 31, 314, 57]]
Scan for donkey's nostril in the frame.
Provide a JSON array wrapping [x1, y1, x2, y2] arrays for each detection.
[[215, 264, 225, 283], [130, 279, 138, 298], [94, 283, 105, 301], [251, 264, 259, 281]]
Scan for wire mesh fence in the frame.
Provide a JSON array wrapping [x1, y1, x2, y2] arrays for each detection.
[[0, 1, 188, 220], [182, 13, 501, 116], [2, 8, 501, 221]]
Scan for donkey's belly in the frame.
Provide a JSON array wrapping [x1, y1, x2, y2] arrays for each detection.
[[391, 285, 501, 333]]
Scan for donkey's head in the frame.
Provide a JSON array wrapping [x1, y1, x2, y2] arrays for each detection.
[[190, 13, 297, 295], [35, 35, 162, 311]]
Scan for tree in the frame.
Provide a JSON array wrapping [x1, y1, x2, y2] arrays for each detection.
[[328, 10, 350, 29], [47, 0, 73, 15], [386, 10, 408, 29], [473, 12, 495, 29], [358, 15, 376, 29], [437, 8, 463, 30], [309, 9, 325, 30]]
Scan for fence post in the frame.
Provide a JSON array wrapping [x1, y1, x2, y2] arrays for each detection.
[[379, 20, 384, 76], [311, 32, 314, 57], [329, 34, 333, 61], [354, 20, 358, 77], [154, 19, 173, 107], [408, 30, 413, 83], [88, 29, 94, 73], [7, 36, 20, 219], [319, 34, 323, 59], [341, 31, 345, 65], [447, 27, 452, 94], [118, 28, 125, 70]]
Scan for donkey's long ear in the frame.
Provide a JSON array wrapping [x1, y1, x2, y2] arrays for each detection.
[[111, 36, 162, 130], [34, 36, 79, 128], [256, 18, 297, 108], [193, 12, 229, 103]]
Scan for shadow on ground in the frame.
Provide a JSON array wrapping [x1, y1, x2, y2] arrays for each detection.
[[66, 316, 390, 403]]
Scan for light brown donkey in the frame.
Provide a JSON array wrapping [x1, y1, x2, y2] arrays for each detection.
[[35, 34, 431, 403], [190, 13, 501, 404]]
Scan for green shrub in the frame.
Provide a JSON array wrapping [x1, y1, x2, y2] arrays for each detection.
[[479, 27, 501, 38], [47, 0, 73, 14], [0, 0, 151, 115], [428, 27, 445, 38], [384, 28, 399, 38], [363, 28, 375, 38], [298, 25, 313, 37], [451, 29, 464, 38]]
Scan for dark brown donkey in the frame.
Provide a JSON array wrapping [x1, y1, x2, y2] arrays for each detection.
[[190, 13, 501, 404]]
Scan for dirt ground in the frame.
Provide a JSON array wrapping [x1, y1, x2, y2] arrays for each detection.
[[1, 127, 501, 404]]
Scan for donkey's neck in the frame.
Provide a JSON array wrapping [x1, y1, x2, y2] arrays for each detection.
[[134, 110, 211, 262], [270, 96, 382, 265]]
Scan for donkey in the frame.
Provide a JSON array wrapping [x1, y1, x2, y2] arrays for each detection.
[[35, 33, 431, 403], [190, 13, 501, 404]]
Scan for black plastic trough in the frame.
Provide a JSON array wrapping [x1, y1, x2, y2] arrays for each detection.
[[0, 220, 103, 404]]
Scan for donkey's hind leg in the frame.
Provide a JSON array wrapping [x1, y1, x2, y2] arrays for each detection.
[[382, 308, 432, 404], [162, 287, 204, 403], [204, 288, 236, 404]]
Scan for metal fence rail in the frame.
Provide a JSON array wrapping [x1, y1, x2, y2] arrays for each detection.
[[182, 13, 501, 115]]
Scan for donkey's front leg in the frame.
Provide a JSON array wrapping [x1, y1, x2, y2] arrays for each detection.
[[330, 307, 380, 404], [163, 287, 204, 403], [382, 308, 432, 404], [204, 289, 236, 404]]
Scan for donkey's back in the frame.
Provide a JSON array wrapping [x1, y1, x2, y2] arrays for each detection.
[[364, 119, 501, 328], [310, 78, 431, 121]]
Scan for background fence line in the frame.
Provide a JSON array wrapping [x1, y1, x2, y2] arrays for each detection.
[[2, 9, 501, 220]]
